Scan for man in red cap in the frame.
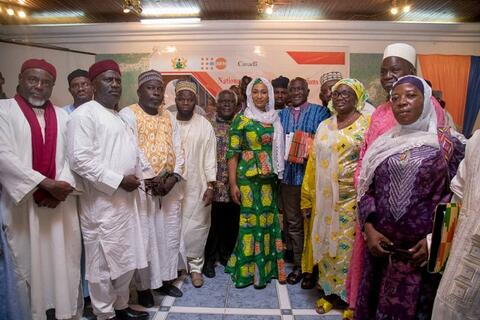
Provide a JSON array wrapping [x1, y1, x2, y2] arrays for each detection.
[[0, 58, 82, 319], [67, 59, 149, 320]]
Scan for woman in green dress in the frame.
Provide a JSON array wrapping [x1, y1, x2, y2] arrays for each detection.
[[226, 77, 286, 288]]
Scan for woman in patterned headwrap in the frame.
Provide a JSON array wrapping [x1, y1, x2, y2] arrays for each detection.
[[225, 77, 287, 288], [301, 79, 370, 319]]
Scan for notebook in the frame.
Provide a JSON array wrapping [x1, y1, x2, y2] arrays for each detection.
[[428, 203, 460, 273]]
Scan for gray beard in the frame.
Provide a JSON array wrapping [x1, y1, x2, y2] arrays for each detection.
[[28, 96, 46, 107]]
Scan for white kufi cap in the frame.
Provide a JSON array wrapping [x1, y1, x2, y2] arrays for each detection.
[[383, 43, 416, 66]]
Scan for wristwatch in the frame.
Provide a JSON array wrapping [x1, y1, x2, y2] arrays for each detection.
[[173, 173, 182, 182]]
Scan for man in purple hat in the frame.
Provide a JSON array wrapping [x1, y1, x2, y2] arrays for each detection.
[[67, 60, 149, 320]]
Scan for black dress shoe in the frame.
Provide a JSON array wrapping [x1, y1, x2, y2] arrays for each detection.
[[203, 263, 216, 278], [115, 307, 149, 320], [82, 302, 97, 320], [154, 283, 183, 297], [301, 272, 316, 289], [284, 250, 294, 263], [46, 309, 56, 320], [137, 289, 154, 308], [219, 256, 229, 266], [286, 266, 303, 285]]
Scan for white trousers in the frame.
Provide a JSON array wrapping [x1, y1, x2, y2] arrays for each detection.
[[187, 256, 204, 273], [88, 270, 134, 320], [134, 266, 151, 291]]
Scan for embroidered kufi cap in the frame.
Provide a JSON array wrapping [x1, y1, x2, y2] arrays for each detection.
[[175, 80, 197, 95], [320, 71, 343, 86], [138, 69, 163, 88]]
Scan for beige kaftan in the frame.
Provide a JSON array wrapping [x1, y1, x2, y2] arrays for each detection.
[[432, 130, 480, 320], [175, 112, 217, 258]]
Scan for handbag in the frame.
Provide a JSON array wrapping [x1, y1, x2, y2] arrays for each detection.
[[427, 202, 460, 273]]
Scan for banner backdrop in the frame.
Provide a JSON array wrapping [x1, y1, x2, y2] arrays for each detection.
[[149, 44, 349, 107]]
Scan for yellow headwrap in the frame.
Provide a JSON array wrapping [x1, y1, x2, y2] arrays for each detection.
[[328, 78, 369, 113]]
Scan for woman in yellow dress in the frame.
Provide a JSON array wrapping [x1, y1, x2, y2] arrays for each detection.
[[300, 79, 371, 319]]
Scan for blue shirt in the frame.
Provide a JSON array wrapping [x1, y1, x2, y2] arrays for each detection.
[[279, 102, 330, 185], [63, 104, 76, 114]]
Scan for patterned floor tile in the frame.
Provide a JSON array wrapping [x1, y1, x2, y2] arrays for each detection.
[[286, 283, 319, 309], [174, 268, 229, 308], [224, 315, 281, 320], [166, 313, 223, 320], [294, 315, 342, 320], [227, 279, 279, 309]]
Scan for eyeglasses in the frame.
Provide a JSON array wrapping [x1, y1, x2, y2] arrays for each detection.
[[332, 90, 354, 99], [26, 76, 53, 88], [70, 82, 91, 90]]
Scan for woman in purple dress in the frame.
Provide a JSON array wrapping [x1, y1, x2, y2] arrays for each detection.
[[354, 76, 465, 320]]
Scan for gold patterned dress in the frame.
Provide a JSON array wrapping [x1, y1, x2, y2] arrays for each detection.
[[301, 114, 369, 301], [225, 114, 286, 288]]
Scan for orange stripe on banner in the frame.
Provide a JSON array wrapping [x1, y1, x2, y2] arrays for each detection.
[[191, 72, 222, 97], [287, 51, 345, 65]]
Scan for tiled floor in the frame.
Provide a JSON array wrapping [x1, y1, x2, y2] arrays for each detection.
[[117, 265, 343, 320]]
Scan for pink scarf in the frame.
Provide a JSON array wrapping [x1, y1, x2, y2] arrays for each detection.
[[15, 94, 57, 204]]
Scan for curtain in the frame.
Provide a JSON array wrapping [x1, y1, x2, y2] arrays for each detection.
[[418, 55, 471, 128], [462, 56, 480, 137]]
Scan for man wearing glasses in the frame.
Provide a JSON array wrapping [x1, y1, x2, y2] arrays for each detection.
[[0, 58, 81, 320], [63, 69, 93, 114]]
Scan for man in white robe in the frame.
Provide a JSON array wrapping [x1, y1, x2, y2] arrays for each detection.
[[67, 59, 148, 320], [119, 70, 185, 305], [0, 58, 81, 320], [432, 130, 480, 320], [174, 81, 217, 288]]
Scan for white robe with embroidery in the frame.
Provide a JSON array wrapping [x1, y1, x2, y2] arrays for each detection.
[[67, 100, 148, 283], [120, 106, 186, 287], [0, 98, 81, 320], [432, 130, 480, 320], [175, 112, 217, 258]]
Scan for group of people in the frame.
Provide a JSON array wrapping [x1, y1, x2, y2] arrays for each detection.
[[0, 41, 478, 320]]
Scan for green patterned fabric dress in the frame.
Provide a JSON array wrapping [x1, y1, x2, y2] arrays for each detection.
[[225, 114, 286, 288]]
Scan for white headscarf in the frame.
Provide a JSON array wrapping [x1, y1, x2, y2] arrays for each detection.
[[357, 75, 439, 200], [243, 77, 285, 178]]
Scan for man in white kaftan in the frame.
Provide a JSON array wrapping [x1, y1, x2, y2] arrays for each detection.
[[174, 81, 217, 288], [67, 60, 148, 320], [432, 130, 480, 320], [119, 70, 185, 304], [0, 59, 81, 320]]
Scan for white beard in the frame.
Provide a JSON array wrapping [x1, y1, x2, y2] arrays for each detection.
[[28, 96, 46, 107]]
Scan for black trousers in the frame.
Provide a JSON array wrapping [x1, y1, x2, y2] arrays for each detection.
[[204, 201, 240, 264]]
